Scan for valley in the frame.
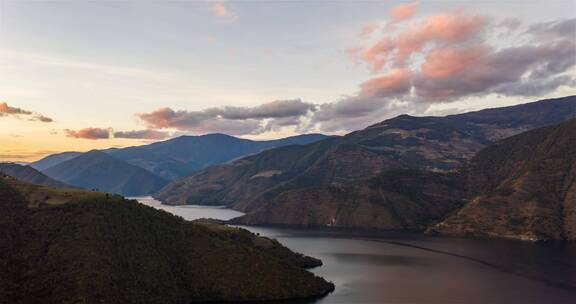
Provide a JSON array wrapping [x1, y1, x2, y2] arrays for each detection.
[[2, 2, 575, 303]]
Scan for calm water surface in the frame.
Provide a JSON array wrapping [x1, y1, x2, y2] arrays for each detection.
[[134, 196, 576, 304]]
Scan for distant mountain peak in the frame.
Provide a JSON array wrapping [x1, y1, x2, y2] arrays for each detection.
[[0, 162, 71, 188], [32, 132, 330, 194]]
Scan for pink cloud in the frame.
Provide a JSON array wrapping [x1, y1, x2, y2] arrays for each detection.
[[414, 40, 576, 100], [358, 22, 380, 37], [358, 11, 486, 72], [65, 128, 111, 140], [0, 102, 53, 122], [390, 2, 418, 23], [0, 102, 32, 115], [138, 107, 184, 129], [137, 100, 315, 136], [421, 46, 487, 78], [360, 69, 412, 97], [213, 2, 236, 19], [308, 14, 575, 133]]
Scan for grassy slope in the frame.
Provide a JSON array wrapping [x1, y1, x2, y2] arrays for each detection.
[[0, 176, 334, 303]]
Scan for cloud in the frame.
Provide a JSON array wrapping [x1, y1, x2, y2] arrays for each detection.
[[390, 2, 418, 23], [65, 128, 111, 140], [213, 2, 236, 19], [421, 46, 487, 78], [113, 129, 171, 140], [33, 114, 54, 123], [207, 99, 314, 120], [359, 11, 486, 72], [0, 102, 32, 115], [360, 68, 412, 97], [413, 40, 575, 100], [138, 99, 315, 135], [351, 13, 575, 101], [310, 14, 575, 133], [358, 22, 380, 37], [0, 102, 54, 122], [528, 18, 576, 40], [129, 12, 574, 137], [307, 95, 418, 133]]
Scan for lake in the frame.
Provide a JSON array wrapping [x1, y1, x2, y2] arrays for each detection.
[[133, 196, 576, 304]]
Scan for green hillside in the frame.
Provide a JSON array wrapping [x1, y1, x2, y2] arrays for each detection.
[[0, 176, 334, 303]]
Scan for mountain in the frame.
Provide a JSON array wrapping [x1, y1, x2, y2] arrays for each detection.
[[156, 96, 576, 209], [43, 150, 168, 196], [233, 119, 576, 240], [231, 170, 467, 231], [429, 119, 576, 241], [29, 151, 82, 171], [105, 133, 330, 180], [31, 133, 329, 183], [0, 176, 334, 303], [0, 163, 71, 188]]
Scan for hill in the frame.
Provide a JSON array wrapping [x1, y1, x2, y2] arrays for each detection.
[[43, 150, 168, 196], [156, 96, 576, 210], [429, 119, 576, 241], [0, 163, 71, 188], [0, 176, 334, 303], [29, 151, 82, 171]]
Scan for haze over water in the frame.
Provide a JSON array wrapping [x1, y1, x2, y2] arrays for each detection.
[[135, 197, 576, 304]]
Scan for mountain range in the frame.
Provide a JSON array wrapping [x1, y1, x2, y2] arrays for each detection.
[[156, 96, 576, 209], [156, 96, 576, 240], [231, 119, 576, 240], [31, 133, 329, 196]]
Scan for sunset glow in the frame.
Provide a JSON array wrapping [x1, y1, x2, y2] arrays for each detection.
[[1, 1, 575, 161]]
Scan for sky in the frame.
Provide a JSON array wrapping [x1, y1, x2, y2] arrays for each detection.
[[1, 0, 575, 161]]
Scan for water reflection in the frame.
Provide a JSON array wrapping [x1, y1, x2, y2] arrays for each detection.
[[133, 197, 576, 304], [132, 196, 244, 221]]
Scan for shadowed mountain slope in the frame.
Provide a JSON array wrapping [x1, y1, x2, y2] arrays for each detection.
[[43, 150, 168, 196], [29, 151, 82, 171], [230, 170, 467, 231], [0, 163, 71, 188]]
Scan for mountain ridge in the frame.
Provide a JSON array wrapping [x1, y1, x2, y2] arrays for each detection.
[[43, 150, 168, 196], [0, 163, 71, 188], [230, 118, 576, 241], [155, 96, 576, 210], [34, 133, 329, 195]]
